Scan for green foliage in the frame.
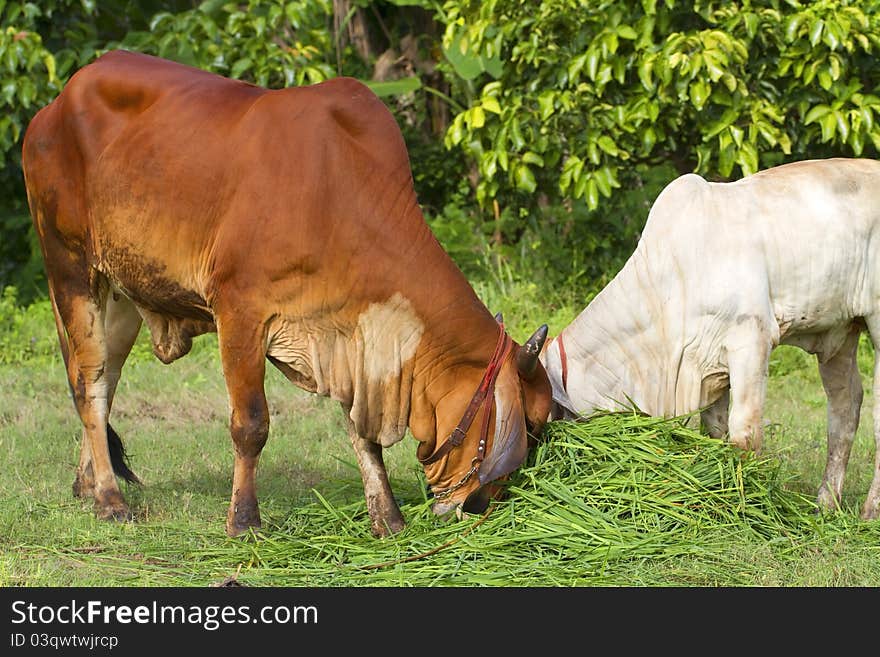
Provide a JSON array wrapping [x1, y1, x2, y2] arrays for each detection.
[[427, 160, 674, 324], [0, 1, 73, 297], [0, 1, 196, 299], [0, 285, 57, 364], [0, 23, 58, 162], [4, 0, 880, 307], [0, 0, 341, 301], [116, 0, 336, 87], [443, 0, 880, 214]]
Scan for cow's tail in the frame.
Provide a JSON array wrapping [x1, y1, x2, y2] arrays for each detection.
[[48, 284, 141, 485], [107, 424, 140, 484]]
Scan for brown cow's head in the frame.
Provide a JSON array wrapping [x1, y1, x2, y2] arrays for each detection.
[[417, 321, 552, 518]]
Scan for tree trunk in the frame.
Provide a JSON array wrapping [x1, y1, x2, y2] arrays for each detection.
[[334, 0, 375, 70]]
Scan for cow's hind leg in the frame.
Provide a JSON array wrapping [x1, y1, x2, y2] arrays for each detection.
[[72, 288, 143, 499], [862, 316, 880, 520], [343, 410, 405, 537], [217, 313, 269, 537], [816, 327, 862, 514], [48, 266, 133, 521]]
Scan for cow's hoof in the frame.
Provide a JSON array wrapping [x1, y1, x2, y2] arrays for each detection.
[[729, 438, 755, 451], [226, 520, 261, 539], [365, 493, 405, 537], [816, 485, 842, 514], [370, 514, 405, 538], [226, 503, 261, 538], [226, 500, 261, 538], [96, 503, 133, 522], [727, 436, 746, 450], [93, 487, 131, 521]]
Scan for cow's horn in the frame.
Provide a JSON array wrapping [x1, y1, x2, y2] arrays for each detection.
[[517, 324, 548, 378]]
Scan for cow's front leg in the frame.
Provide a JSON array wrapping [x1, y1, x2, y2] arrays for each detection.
[[343, 411, 405, 537], [217, 315, 269, 537], [816, 327, 862, 514], [725, 327, 771, 452]]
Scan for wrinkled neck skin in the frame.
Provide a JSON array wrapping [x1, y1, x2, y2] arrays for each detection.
[[354, 209, 504, 457], [546, 244, 715, 420], [407, 277, 506, 460]]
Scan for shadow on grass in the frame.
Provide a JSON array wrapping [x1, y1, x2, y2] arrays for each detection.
[[119, 458, 424, 525]]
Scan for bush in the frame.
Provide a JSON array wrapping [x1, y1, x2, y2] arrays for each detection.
[[443, 0, 880, 215], [5, 0, 880, 310], [0, 286, 58, 364]]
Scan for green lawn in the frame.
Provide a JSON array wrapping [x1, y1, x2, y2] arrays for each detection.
[[1, 314, 879, 586]]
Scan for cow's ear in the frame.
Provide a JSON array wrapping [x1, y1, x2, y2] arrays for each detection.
[[477, 363, 529, 486]]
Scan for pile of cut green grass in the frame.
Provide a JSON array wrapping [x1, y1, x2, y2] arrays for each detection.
[[129, 411, 854, 586]]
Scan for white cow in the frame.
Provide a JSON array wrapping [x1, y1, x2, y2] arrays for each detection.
[[541, 158, 880, 520]]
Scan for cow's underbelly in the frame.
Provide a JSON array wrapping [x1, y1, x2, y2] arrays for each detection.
[[99, 242, 210, 313], [779, 319, 865, 363], [773, 300, 856, 335], [771, 290, 866, 362]]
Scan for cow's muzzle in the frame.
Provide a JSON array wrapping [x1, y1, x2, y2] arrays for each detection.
[[462, 483, 493, 515], [461, 407, 529, 514]]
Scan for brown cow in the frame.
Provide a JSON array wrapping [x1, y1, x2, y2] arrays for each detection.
[[21, 50, 552, 537]]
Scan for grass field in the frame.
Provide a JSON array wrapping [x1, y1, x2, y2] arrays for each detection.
[[1, 289, 879, 587]]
